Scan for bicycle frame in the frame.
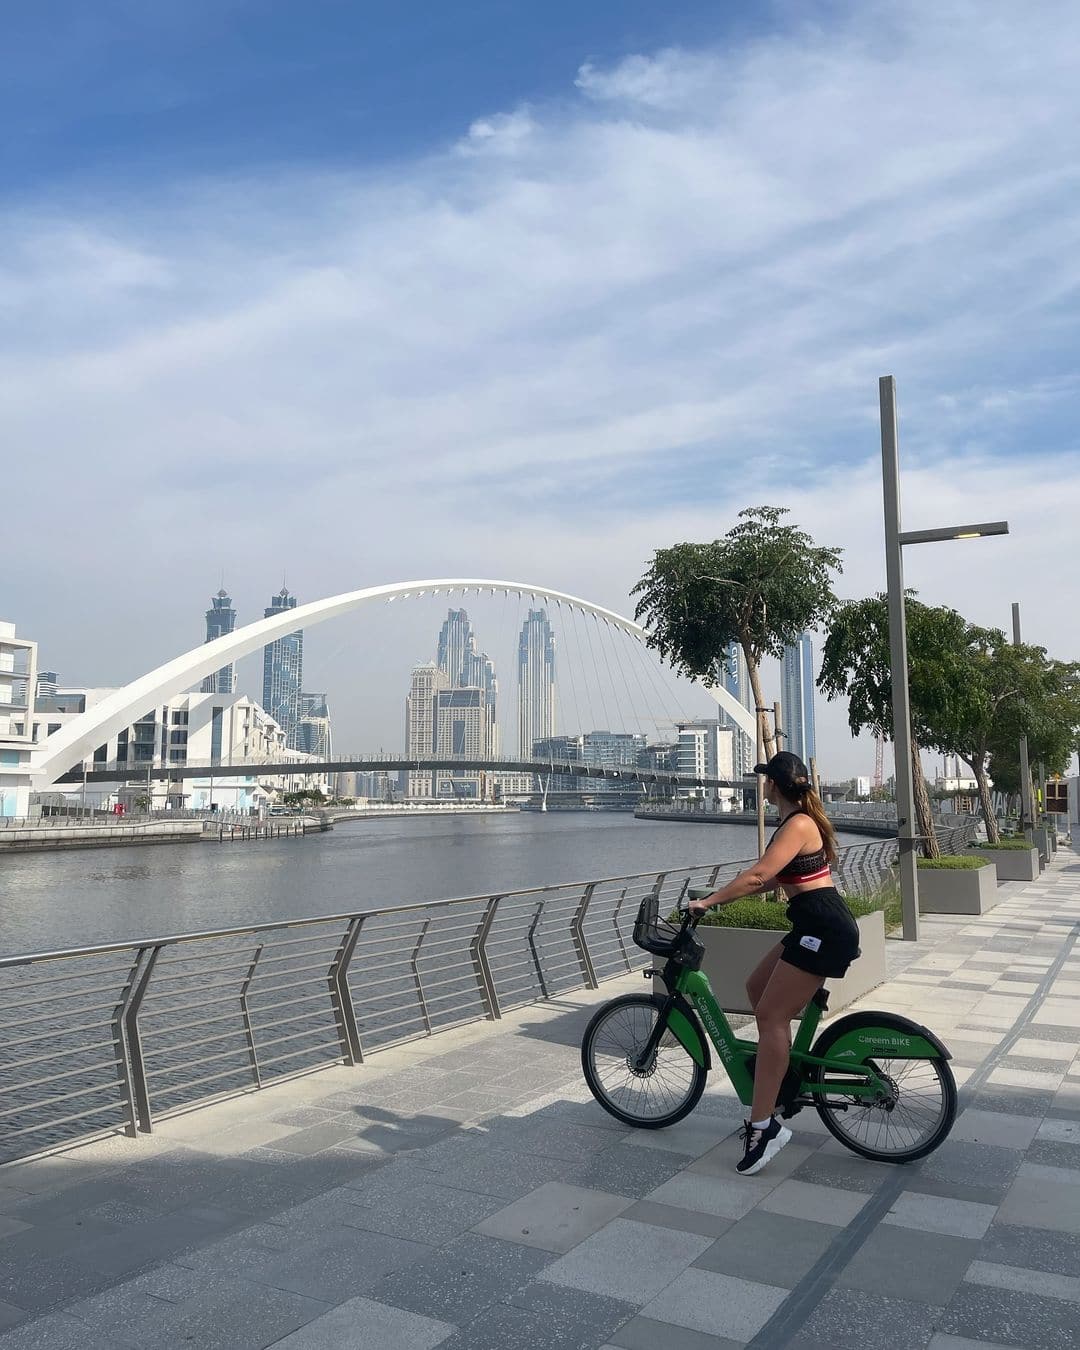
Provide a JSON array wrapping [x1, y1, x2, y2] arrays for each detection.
[[658, 963, 893, 1108]]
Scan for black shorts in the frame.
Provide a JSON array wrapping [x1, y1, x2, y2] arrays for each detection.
[[780, 888, 861, 979]]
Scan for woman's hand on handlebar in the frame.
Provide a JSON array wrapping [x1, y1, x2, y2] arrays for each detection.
[[687, 896, 716, 919]]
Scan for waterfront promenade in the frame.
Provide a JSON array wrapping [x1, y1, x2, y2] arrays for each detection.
[[0, 859, 1077, 1348]]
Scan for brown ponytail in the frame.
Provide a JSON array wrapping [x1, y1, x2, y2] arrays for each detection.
[[797, 788, 838, 863]]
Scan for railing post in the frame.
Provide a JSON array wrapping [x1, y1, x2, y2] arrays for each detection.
[[571, 883, 598, 989], [612, 887, 631, 971], [239, 943, 264, 1087], [527, 901, 549, 999], [123, 944, 161, 1134], [410, 919, 432, 1034], [471, 896, 502, 1020], [111, 948, 148, 1138], [328, 917, 365, 1065]]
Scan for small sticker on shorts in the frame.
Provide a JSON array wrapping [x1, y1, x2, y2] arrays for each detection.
[[799, 935, 822, 952]]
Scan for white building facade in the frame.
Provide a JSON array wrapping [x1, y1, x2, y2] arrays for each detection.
[[0, 621, 38, 817], [676, 721, 737, 810]]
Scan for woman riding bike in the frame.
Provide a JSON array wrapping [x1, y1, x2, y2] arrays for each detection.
[[690, 751, 860, 1175]]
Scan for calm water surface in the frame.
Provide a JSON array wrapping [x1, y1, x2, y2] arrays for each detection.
[[0, 813, 866, 954]]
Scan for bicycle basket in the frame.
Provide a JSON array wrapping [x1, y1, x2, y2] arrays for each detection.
[[633, 894, 704, 966]]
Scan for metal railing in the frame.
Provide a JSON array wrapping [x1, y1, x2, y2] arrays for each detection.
[[0, 835, 967, 1164]]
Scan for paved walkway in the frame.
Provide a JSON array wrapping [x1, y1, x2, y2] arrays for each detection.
[[0, 855, 1077, 1349]]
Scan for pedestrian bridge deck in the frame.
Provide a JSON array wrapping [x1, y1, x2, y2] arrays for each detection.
[[0, 859, 1077, 1349]]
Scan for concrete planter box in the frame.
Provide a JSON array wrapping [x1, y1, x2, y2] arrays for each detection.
[[968, 846, 1039, 882], [1031, 827, 1051, 865], [915, 862, 999, 914], [693, 909, 886, 1016]]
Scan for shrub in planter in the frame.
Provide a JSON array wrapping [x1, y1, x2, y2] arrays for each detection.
[[917, 855, 991, 869], [972, 839, 1031, 850], [905, 853, 999, 913]]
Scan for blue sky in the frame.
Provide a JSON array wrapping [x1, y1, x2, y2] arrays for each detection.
[[5, 1, 1080, 773], [3, 1, 749, 192]]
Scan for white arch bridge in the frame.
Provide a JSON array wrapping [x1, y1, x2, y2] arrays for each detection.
[[58, 755, 747, 792], [30, 577, 758, 792]]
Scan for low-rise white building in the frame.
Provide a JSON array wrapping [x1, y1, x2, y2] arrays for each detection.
[[0, 621, 38, 817], [675, 721, 737, 810], [33, 687, 330, 813]]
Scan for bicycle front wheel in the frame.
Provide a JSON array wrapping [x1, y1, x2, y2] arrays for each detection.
[[581, 994, 707, 1129], [811, 1012, 957, 1162]]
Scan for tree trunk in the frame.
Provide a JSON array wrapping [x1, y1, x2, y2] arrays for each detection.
[[968, 756, 1000, 844], [744, 653, 775, 761], [912, 738, 940, 858]]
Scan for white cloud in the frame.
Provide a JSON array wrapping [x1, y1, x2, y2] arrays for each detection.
[[4, 1, 1080, 773]]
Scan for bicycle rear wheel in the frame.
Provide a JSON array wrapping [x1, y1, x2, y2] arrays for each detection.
[[811, 1011, 957, 1162], [581, 994, 707, 1129]]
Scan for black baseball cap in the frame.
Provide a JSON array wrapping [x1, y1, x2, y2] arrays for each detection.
[[753, 751, 812, 794]]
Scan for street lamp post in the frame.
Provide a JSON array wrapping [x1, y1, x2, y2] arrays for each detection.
[[879, 376, 1009, 941], [1011, 603, 1036, 838]]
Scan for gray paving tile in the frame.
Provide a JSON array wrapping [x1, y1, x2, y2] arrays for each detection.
[[413, 1143, 575, 1200], [693, 1209, 834, 1288], [965, 1259, 1080, 1303], [837, 1224, 977, 1305], [610, 1317, 743, 1350], [882, 1191, 996, 1239], [541, 1217, 712, 1303], [438, 1283, 634, 1350], [1024, 1138, 1080, 1170], [908, 1140, 1021, 1196], [997, 1173, 1080, 1234], [979, 1221, 1080, 1276], [968, 1088, 1054, 1117], [793, 1287, 943, 1349], [131, 1281, 329, 1350], [789, 1149, 896, 1195], [481, 1120, 616, 1162], [640, 1267, 787, 1340], [926, 1335, 1024, 1350], [344, 1179, 507, 1244], [269, 1297, 454, 1349], [0, 1307, 22, 1335], [0, 1314, 131, 1349], [261, 1122, 364, 1155], [565, 1145, 696, 1199], [940, 1282, 1080, 1350], [475, 1182, 632, 1254], [620, 1199, 734, 1240], [758, 1179, 869, 1227], [370, 1233, 551, 1323], [258, 1225, 432, 1303], [645, 1171, 777, 1221], [269, 1107, 346, 1127], [949, 1109, 1040, 1150], [622, 1116, 740, 1159]]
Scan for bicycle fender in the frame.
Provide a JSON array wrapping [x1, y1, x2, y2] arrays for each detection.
[[664, 997, 711, 1069], [822, 1012, 951, 1063]]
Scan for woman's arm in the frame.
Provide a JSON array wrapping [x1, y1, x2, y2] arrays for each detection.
[[689, 817, 812, 914]]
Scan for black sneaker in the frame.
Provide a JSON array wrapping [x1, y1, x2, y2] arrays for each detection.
[[736, 1117, 792, 1175]]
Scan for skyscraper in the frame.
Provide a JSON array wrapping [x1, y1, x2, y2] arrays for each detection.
[[201, 589, 237, 695], [436, 609, 498, 756], [436, 610, 475, 688], [405, 662, 449, 797], [717, 641, 755, 781], [517, 609, 556, 757], [296, 693, 332, 758], [782, 633, 817, 764], [262, 587, 303, 749]]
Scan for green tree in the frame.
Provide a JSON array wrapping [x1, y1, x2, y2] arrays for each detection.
[[632, 506, 842, 760], [954, 648, 1080, 839], [817, 594, 973, 858]]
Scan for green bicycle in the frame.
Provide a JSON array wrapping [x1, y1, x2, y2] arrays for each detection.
[[581, 891, 957, 1162]]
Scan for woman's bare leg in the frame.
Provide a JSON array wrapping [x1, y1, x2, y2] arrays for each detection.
[[750, 961, 825, 1123], [745, 942, 784, 1012]]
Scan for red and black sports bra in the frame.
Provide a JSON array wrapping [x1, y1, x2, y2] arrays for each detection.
[[771, 818, 831, 885]]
